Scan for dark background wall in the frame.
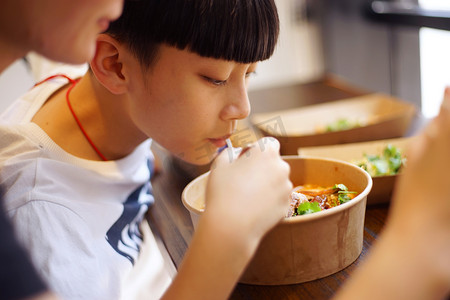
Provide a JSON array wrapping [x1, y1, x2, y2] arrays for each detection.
[[312, 0, 422, 108]]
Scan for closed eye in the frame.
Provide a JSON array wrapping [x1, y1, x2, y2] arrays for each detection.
[[245, 71, 256, 78], [202, 76, 227, 86]]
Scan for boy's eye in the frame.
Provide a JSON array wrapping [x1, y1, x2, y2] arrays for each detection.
[[202, 76, 227, 86], [245, 71, 256, 78]]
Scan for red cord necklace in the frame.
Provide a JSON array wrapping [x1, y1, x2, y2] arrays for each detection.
[[34, 74, 108, 161]]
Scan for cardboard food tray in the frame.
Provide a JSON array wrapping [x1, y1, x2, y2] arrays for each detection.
[[298, 137, 415, 205], [250, 93, 417, 155]]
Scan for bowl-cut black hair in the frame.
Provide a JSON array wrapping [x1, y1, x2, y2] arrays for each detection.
[[106, 0, 279, 68]]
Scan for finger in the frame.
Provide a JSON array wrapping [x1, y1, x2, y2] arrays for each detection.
[[441, 86, 450, 114], [425, 88, 450, 142], [210, 145, 242, 169], [260, 136, 280, 153], [239, 137, 280, 156], [234, 137, 281, 161], [437, 87, 450, 129], [238, 144, 256, 158]]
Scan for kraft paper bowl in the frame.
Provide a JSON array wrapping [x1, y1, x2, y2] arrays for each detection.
[[181, 156, 373, 285]]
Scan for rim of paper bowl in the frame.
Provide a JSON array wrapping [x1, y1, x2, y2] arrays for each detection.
[[181, 156, 373, 224]]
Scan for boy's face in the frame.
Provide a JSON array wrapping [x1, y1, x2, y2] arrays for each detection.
[[126, 45, 256, 165], [1, 0, 123, 64]]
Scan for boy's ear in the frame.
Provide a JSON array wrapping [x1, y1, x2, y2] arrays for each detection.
[[90, 34, 128, 95]]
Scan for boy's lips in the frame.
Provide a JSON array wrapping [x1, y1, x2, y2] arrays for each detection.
[[208, 135, 231, 148]]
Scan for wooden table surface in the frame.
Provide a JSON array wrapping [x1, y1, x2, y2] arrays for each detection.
[[147, 77, 425, 300]]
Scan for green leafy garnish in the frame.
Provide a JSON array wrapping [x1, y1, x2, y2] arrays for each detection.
[[333, 183, 348, 191], [338, 193, 353, 204], [355, 144, 406, 177], [333, 184, 357, 204], [296, 201, 322, 215], [325, 118, 361, 132]]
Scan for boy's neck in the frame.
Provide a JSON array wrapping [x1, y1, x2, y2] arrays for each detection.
[[83, 73, 149, 159], [70, 72, 147, 160], [32, 72, 148, 161]]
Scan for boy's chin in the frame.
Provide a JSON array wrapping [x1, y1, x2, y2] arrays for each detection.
[[170, 153, 212, 180], [170, 146, 220, 166], [174, 153, 214, 166]]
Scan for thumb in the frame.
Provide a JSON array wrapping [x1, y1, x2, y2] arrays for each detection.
[[210, 146, 239, 170], [258, 136, 281, 153], [441, 86, 450, 114]]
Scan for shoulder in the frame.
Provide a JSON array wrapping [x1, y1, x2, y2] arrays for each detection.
[[6, 200, 124, 300], [0, 202, 49, 299]]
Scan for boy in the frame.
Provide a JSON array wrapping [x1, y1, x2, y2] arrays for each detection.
[[0, 0, 292, 299]]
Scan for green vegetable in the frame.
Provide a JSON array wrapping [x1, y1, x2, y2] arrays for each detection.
[[333, 183, 348, 191], [338, 193, 353, 204], [325, 118, 361, 132], [296, 201, 322, 215], [355, 144, 406, 177], [333, 184, 357, 204]]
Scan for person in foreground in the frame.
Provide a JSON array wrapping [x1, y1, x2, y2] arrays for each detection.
[[0, 0, 123, 73], [0, 0, 292, 299], [334, 89, 450, 300], [0, 0, 123, 299], [3, 1, 450, 299]]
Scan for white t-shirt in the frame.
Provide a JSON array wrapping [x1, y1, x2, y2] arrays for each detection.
[[0, 69, 172, 300]]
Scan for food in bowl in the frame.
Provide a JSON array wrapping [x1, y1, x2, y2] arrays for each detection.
[[316, 118, 365, 133], [287, 184, 358, 217], [352, 144, 406, 177]]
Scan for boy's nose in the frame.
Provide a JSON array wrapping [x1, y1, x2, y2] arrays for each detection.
[[220, 88, 251, 121]]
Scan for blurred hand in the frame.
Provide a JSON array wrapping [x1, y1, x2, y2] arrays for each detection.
[[332, 88, 450, 300], [392, 87, 450, 225], [388, 86, 450, 287], [204, 137, 292, 242]]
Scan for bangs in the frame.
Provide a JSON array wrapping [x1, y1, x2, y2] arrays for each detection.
[[165, 0, 279, 63], [106, 0, 279, 66]]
